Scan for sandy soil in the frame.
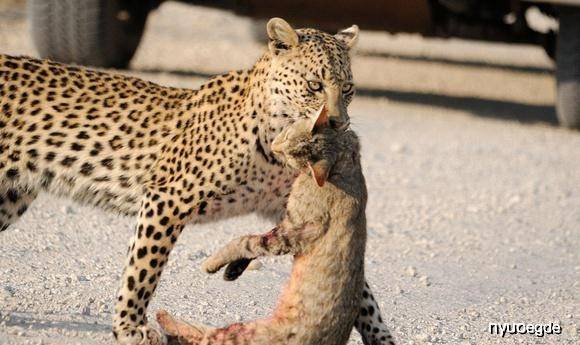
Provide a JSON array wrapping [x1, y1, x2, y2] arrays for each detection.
[[0, 2, 578, 345]]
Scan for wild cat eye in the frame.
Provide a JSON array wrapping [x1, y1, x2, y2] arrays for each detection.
[[307, 80, 323, 92], [342, 83, 354, 94]]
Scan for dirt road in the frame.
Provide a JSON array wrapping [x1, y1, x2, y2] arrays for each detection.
[[0, 2, 578, 345]]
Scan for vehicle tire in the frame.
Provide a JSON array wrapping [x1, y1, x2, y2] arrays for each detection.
[[555, 6, 580, 129], [27, 0, 150, 68]]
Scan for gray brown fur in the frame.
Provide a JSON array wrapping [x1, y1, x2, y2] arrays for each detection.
[[157, 120, 394, 345]]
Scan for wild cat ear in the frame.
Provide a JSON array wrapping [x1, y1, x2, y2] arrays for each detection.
[[267, 18, 299, 53], [335, 25, 359, 49], [308, 160, 330, 187], [310, 105, 329, 133]]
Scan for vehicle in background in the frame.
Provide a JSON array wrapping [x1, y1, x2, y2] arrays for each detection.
[[27, 0, 580, 129]]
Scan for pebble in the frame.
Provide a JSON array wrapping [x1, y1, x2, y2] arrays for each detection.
[[2, 286, 15, 298], [415, 333, 432, 342], [188, 251, 208, 261], [506, 194, 521, 207], [405, 266, 418, 277], [390, 143, 406, 153]]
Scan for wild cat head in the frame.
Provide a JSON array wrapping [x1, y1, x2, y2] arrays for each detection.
[[271, 106, 360, 187]]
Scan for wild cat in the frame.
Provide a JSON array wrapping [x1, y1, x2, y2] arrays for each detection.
[[156, 108, 394, 345]]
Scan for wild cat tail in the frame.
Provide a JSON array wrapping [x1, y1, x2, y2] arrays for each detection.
[[156, 310, 208, 345]]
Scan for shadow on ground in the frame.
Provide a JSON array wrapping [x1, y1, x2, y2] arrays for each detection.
[[356, 87, 558, 125], [2, 311, 110, 333]]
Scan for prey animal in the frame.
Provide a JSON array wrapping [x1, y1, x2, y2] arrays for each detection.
[[156, 109, 394, 345]]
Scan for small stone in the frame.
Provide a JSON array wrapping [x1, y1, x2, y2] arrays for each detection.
[[405, 266, 417, 277], [419, 275, 431, 287], [415, 333, 431, 342], [507, 195, 521, 206], [81, 305, 90, 316], [467, 205, 479, 213], [188, 251, 207, 261], [468, 310, 480, 319], [97, 302, 107, 314], [2, 286, 15, 297], [390, 143, 405, 153]]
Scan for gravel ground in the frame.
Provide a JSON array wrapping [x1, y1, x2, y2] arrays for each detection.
[[0, 2, 579, 345]]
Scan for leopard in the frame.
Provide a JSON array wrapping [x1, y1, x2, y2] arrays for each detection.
[[155, 106, 395, 345], [0, 17, 392, 345]]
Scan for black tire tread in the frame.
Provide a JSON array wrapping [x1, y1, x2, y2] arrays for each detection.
[[28, 0, 148, 68], [555, 6, 580, 129]]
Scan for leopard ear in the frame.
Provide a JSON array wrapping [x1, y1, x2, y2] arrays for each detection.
[[267, 18, 299, 54], [308, 160, 330, 187], [310, 106, 329, 133], [335, 25, 359, 49]]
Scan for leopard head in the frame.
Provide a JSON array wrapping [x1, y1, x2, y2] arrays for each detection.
[[257, 18, 359, 151]]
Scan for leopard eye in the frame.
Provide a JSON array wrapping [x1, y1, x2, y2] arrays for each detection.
[[342, 83, 354, 94], [307, 80, 323, 92]]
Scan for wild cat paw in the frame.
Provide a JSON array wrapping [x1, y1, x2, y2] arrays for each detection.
[[223, 258, 252, 281], [202, 250, 243, 274], [200, 255, 225, 274], [115, 325, 167, 345], [201, 254, 252, 281]]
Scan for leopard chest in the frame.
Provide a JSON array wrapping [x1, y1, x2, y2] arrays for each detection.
[[198, 160, 296, 224]]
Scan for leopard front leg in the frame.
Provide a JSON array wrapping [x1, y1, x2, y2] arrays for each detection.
[[355, 282, 396, 345], [0, 187, 38, 232], [113, 191, 185, 345]]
